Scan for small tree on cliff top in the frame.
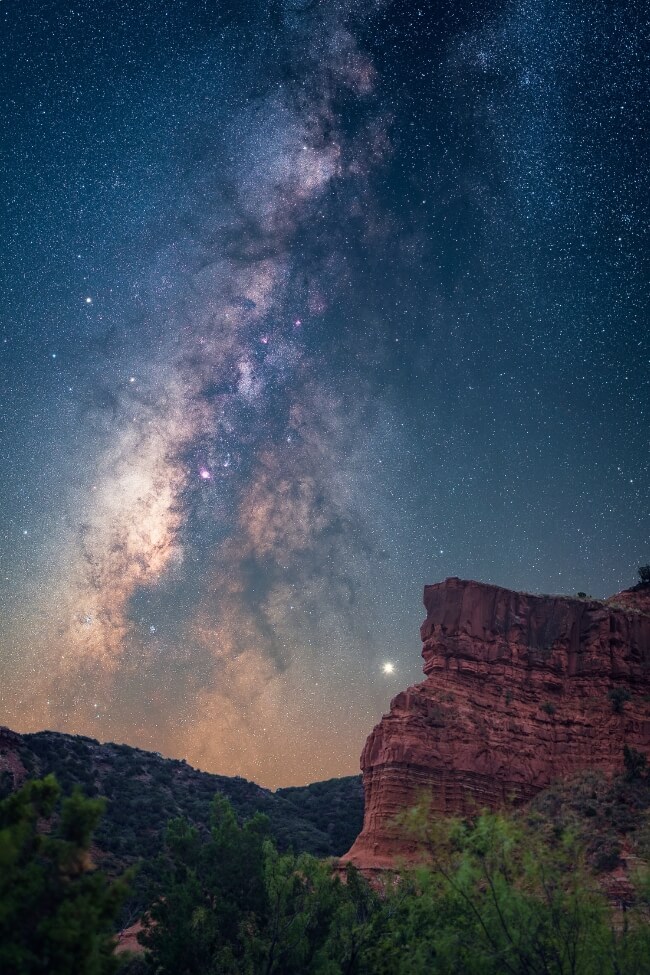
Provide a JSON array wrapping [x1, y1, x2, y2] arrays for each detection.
[[639, 565, 650, 585]]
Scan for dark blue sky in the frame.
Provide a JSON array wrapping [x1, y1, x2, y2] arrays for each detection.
[[1, 0, 647, 786]]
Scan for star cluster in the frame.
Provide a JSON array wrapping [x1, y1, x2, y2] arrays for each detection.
[[1, 0, 647, 787]]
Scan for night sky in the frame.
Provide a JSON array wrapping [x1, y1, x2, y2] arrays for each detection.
[[1, 0, 647, 788]]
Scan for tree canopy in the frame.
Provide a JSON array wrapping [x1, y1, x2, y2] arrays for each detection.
[[1, 774, 648, 974], [0, 775, 128, 975], [135, 795, 650, 975]]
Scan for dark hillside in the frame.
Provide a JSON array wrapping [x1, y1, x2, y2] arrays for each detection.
[[0, 728, 364, 876], [277, 775, 364, 856]]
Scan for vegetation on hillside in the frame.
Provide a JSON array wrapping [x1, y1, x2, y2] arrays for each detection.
[[7, 731, 363, 872], [276, 776, 365, 857], [0, 776, 128, 974], [126, 791, 650, 975], [527, 754, 650, 874], [2, 766, 649, 975]]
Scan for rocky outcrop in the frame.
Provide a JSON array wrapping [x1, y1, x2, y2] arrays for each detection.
[[607, 583, 650, 616], [342, 579, 650, 871]]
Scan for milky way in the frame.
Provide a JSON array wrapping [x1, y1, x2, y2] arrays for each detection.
[[1, 0, 647, 786]]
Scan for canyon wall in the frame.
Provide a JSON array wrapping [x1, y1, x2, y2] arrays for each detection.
[[342, 578, 650, 871]]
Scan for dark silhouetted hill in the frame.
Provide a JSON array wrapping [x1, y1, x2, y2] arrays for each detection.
[[0, 727, 362, 877]]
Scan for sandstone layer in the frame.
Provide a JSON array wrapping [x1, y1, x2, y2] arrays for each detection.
[[342, 578, 650, 871]]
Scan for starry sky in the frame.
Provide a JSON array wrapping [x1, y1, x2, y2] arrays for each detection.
[[1, 0, 647, 788]]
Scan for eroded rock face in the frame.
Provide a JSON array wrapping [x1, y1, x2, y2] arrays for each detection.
[[342, 579, 650, 871]]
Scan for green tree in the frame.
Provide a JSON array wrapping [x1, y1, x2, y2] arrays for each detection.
[[323, 864, 382, 975], [140, 795, 271, 974], [140, 796, 376, 975], [256, 844, 335, 974], [608, 686, 632, 714], [368, 806, 650, 975], [0, 775, 127, 975], [138, 794, 650, 975]]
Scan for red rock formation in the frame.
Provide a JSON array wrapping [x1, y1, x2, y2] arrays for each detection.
[[342, 579, 650, 871], [607, 583, 650, 615], [115, 920, 146, 956]]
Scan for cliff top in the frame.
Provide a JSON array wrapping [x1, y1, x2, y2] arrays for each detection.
[[425, 576, 650, 614]]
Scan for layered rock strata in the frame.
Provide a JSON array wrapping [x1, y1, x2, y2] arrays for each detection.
[[342, 578, 650, 871]]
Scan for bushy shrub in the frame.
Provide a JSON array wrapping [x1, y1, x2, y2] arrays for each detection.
[[609, 687, 632, 714], [0, 776, 128, 974], [624, 745, 648, 781]]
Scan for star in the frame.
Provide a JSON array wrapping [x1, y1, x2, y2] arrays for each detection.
[[382, 662, 395, 675]]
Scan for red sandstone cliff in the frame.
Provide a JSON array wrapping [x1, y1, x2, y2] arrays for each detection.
[[342, 578, 650, 871]]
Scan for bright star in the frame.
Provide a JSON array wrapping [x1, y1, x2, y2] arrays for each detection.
[[382, 662, 395, 675], [85, 296, 93, 304]]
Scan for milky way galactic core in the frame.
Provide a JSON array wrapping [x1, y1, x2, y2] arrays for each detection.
[[1, 0, 647, 786]]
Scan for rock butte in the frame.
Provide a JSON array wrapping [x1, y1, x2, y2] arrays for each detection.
[[341, 578, 650, 873]]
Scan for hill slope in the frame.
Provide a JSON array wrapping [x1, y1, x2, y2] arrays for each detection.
[[0, 727, 363, 874]]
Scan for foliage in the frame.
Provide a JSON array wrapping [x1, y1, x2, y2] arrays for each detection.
[[0, 775, 128, 975], [136, 794, 650, 975], [638, 565, 650, 585], [608, 686, 632, 714], [624, 746, 648, 782], [379, 805, 650, 975], [276, 777, 365, 857], [10, 731, 362, 886], [4, 748, 650, 973], [138, 794, 374, 974], [528, 766, 650, 872]]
